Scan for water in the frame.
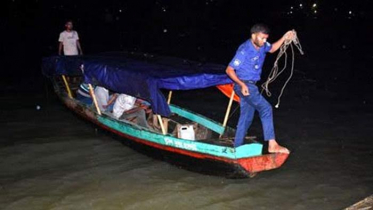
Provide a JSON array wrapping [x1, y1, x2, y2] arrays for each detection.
[[0, 82, 372, 210]]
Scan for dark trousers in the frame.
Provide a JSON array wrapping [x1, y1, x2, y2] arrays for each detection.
[[233, 82, 275, 147]]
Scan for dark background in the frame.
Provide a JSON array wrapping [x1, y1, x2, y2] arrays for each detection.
[[3, 0, 373, 98], [1, 1, 373, 208]]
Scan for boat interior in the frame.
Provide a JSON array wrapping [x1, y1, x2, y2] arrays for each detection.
[[53, 75, 258, 147]]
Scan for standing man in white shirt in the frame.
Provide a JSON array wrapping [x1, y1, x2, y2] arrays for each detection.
[[58, 20, 83, 55]]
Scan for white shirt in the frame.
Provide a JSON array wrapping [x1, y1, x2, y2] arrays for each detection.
[[59, 30, 79, 55], [94, 86, 109, 112], [113, 94, 136, 119]]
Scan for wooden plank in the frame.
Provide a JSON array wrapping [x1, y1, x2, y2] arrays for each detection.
[[169, 104, 225, 134], [345, 195, 373, 210]]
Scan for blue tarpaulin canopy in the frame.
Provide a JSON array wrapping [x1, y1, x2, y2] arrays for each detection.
[[42, 52, 232, 116]]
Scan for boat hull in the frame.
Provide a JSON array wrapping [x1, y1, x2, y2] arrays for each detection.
[[56, 89, 288, 178]]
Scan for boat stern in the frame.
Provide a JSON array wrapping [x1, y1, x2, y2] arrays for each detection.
[[237, 153, 289, 174]]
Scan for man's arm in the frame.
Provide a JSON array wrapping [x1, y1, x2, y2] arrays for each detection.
[[103, 94, 118, 109], [269, 30, 295, 53], [77, 40, 83, 55], [124, 106, 143, 115], [226, 66, 249, 96], [124, 101, 147, 114], [58, 42, 63, 55]]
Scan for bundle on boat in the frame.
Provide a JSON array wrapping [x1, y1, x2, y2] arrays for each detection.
[[42, 52, 289, 178]]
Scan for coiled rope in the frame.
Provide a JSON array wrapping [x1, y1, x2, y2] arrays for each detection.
[[261, 30, 304, 108]]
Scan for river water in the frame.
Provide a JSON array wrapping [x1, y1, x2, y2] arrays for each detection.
[[0, 80, 372, 210]]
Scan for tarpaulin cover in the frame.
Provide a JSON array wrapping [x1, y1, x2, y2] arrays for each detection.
[[42, 52, 233, 116]]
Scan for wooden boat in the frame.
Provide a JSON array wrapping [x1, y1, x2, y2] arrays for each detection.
[[42, 52, 289, 178]]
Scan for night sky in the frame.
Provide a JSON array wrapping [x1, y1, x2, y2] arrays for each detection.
[[3, 0, 373, 95]]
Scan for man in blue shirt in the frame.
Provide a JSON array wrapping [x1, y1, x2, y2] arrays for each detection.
[[226, 24, 294, 154]]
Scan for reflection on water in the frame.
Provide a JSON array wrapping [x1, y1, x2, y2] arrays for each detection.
[[0, 89, 372, 210]]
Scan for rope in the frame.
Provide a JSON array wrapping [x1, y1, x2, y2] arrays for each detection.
[[261, 30, 304, 108]]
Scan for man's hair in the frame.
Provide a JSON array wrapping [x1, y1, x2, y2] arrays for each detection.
[[250, 24, 270, 35], [65, 20, 73, 25]]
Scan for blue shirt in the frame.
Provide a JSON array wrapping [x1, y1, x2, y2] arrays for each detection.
[[228, 39, 272, 81]]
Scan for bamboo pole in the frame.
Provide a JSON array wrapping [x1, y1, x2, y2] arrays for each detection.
[[62, 75, 73, 99], [88, 84, 101, 115], [163, 90, 173, 133], [220, 90, 235, 137], [167, 90, 173, 104], [157, 115, 166, 135]]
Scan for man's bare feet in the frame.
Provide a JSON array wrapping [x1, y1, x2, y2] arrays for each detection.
[[268, 139, 290, 154]]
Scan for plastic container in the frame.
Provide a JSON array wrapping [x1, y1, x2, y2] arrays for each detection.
[[178, 125, 195, 140]]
